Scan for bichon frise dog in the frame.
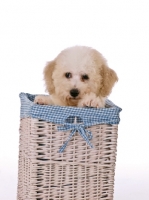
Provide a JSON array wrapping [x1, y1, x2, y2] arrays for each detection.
[[34, 46, 118, 108]]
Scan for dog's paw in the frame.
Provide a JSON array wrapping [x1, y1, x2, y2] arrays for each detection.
[[78, 93, 105, 108], [34, 95, 49, 105]]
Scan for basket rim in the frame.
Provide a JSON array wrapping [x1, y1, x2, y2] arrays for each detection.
[[19, 92, 122, 126]]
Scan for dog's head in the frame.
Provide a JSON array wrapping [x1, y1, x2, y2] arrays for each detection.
[[44, 46, 118, 105]]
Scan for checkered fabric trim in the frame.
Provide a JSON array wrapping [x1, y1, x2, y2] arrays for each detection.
[[19, 93, 34, 118], [19, 92, 122, 152], [57, 122, 93, 153]]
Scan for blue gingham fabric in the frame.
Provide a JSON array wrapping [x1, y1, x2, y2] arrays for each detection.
[[19, 92, 122, 152]]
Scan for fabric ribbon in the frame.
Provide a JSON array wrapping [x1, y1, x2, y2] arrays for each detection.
[[57, 123, 93, 153]]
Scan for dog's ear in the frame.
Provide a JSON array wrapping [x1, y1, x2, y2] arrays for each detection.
[[99, 64, 118, 97], [44, 61, 55, 94]]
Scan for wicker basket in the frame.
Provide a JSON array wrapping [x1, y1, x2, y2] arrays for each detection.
[[17, 93, 122, 200]]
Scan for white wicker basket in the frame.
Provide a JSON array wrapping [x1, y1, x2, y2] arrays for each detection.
[[17, 93, 122, 200]]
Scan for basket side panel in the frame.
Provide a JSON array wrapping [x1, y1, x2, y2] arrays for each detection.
[[17, 118, 118, 200], [17, 118, 33, 200]]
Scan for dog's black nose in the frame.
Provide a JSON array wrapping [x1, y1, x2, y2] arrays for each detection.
[[70, 89, 80, 98]]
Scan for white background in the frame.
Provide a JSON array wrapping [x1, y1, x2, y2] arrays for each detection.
[[0, 0, 149, 199]]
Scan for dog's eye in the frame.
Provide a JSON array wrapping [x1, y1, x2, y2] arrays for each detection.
[[81, 74, 89, 81], [65, 72, 72, 79]]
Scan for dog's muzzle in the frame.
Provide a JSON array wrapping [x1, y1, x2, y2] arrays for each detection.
[[70, 89, 80, 98]]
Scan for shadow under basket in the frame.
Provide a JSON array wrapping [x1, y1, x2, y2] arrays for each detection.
[[17, 93, 122, 200]]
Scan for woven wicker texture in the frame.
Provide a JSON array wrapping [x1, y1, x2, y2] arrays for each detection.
[[17, 118, 118, 200]]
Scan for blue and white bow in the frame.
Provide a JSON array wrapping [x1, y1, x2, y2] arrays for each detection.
[[57, 122, 93, 153]]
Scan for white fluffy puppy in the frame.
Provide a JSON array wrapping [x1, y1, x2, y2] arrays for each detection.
[[34, 46, 118, 107]]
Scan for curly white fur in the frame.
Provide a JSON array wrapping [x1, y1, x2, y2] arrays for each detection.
[[34, 46, 118, 108]]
